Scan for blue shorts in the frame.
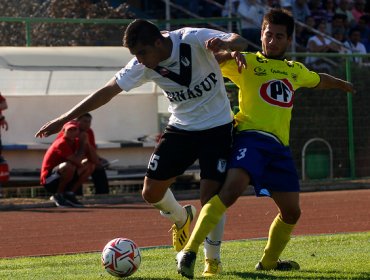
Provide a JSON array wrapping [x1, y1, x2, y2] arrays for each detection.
[[228, 131, 300, 196]]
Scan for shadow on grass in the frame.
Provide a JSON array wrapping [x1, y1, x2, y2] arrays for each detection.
[[229, 270, 370, 279]]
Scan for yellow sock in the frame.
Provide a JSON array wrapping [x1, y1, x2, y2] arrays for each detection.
[[184, 195, 226, 254], [260, 214, 295, 269]]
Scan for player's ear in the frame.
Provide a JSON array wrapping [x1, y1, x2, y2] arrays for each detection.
[[154, 38, 164, 48]]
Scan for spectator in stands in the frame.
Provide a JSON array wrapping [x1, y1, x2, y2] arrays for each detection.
[[352, 0, 367, 23], [344, 27, 368, 63], [77, 113, 110, 195], [174, 0, 200, 17], [0, 92, 9, 163], [305, 20, 342, 72], [281, 0, 293, 10], [322, 0, 337, 27], [40, 121, 95, 207], [291, 0, 311, 23], [238, 0, 266, 51], [356, 14, 370, 51], [222, 0, 240, 17], [309, 0, 327, 25], [328, 13, 349, 38], [295, 15, 316, 50], [336, 0, 356, 28]]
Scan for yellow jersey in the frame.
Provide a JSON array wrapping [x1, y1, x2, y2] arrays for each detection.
[[221, 52, 320, 146]]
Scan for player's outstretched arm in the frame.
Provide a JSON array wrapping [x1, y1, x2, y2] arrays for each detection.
[[35, 77, 122, 138], [316, 73, 355, 93], [214, 51, 246, 73], [206, 33, 248, 53]]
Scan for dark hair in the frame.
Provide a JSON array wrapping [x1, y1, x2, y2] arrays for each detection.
[[77, 112, 92, 120], [262, 8, 295, 37], [123, 19, 163, 49], [348, 27, 361, 36]]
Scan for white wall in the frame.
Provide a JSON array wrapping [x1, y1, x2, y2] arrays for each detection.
[[0, 47, 166, 170]]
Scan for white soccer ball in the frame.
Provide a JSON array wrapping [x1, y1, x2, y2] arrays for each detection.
[[101, 238, 141, 278]]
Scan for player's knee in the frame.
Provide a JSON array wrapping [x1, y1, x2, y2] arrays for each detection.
[[142, 177, 173, 204], [281, 208, 301, 224]]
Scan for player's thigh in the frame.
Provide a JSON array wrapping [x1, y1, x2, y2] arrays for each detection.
[[198, 123, 233, 182], [145, 129, 198, 181]]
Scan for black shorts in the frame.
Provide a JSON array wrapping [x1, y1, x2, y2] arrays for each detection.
[[146, 123, 233, 182], [43, 169, 78, 194]]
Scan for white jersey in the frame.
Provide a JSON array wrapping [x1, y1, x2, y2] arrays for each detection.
[[115, 27, 233, 131]]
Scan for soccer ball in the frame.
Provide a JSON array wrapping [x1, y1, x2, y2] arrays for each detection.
[[101, 238, 141, 278]]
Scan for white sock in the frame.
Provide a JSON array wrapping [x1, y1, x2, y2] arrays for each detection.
[[153, 188, 186, 227], [203, 213, 226, 261]]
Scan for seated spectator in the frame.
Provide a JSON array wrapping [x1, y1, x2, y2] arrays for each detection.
[[328, 13, 349, 36], [322, 0, 337, 27], [308, 0, 327, 25], [292, 0, 311, 23], [221, 0, 240, 17], [40, 121, 95, 207], [237, 0, 265, 51], [281, 0, 293, 10], [0, 92, 9, 163], [77, 113, 110, 195], [305, 20, 342, 71], [296, 15, 316, 50], [356, 15, 370, 51], [335, 0, 356, 28], [352, 0, 366, 23], [343, 27, 368, 63]]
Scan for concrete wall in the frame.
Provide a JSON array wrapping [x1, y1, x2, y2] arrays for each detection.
[[0, 47, 164, 170]]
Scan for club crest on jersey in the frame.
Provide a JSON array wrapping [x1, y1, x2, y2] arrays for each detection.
[[180, 56, 190, 67], [259, 78, 294, 108], [217, 159, 227, 173], [159, 68, 170, 76]]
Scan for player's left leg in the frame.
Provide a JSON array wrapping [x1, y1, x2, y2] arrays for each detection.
[[257, 191, 301, 271], [196, 123, 233, 276], [199, 179, 225, 277], [143, 126, 198, 252]]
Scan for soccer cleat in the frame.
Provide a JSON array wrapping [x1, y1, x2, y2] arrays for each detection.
[[255, 259, 300, 271], [202, 258, 222, 277], [63, 192, 84, 208], [171, 204, 196, 252], [176, 250, 196, 279], [50, 193, 70, 208]]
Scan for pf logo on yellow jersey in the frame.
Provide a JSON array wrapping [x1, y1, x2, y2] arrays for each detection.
[[260, 78, 294, 108]]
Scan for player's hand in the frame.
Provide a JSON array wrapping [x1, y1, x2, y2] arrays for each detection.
[[79, 131, 89, 145], [343, 81, 355, 94], [35, 119, 65, 138], [0, 120, 8, 131], [205, 37, 229, 52], [230, 51, 246, 73]]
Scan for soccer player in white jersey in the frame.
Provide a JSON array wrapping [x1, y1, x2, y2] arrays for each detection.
[[36, 19, 247, 276], [176, 9, 355, 278]]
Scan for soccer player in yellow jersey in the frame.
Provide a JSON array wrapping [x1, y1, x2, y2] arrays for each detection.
[[176, 8, 355, 278]]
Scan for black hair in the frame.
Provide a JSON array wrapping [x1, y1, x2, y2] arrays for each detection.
[[262, 8, 295, 38], [77, 112, 92, 120], [123, 19, 163, 49]]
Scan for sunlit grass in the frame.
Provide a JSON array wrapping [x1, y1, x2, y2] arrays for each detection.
[[0, 232, 368, 279]]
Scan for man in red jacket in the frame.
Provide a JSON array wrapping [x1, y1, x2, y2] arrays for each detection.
[[40, 121, 95, 207]]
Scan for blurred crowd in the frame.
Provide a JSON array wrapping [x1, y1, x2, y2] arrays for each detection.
[[221, 0, 370, 55], [0, 0, 369, 60], [0, 0, 134, 46]]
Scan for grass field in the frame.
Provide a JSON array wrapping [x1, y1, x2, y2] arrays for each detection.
[[0, 232, 368, 280]]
